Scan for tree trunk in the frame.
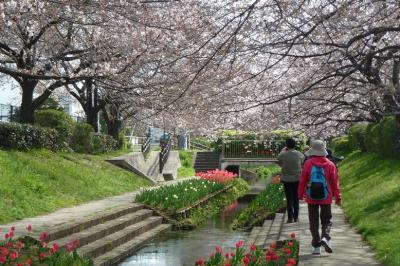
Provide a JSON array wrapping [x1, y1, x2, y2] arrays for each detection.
[[19, 79, 38, 124], [107, 120, 122, 141], [85, 79, 99, 132]]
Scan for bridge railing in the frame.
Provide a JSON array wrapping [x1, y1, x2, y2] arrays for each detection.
[[222, 139, 286, 159], [159, 134, 172, 173]]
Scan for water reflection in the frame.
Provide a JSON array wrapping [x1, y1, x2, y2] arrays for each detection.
[[120, 200, 250, 266]]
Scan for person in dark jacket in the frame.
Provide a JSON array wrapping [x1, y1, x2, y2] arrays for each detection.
[[278, 138, 304, 223], [298, 140, 341, 255]]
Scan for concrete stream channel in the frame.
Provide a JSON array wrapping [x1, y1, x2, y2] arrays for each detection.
[[120, 180, 266, 266]]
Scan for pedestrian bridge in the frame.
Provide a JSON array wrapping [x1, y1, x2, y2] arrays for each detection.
[[219, 139, 283, 170]]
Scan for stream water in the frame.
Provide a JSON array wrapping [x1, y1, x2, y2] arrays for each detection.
[[120, 199, 251, 266]]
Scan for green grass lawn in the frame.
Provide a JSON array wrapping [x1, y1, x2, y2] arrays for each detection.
[[0, 149, 151, 224], [339, 151, 400, 266], [177, 150, 195, 178]]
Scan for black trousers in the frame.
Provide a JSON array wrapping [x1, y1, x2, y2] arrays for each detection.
[[282, 181, 299, 221], [308, 204, 332, 247]]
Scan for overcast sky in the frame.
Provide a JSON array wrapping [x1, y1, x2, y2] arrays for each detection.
[[0, 79, 20, 106]]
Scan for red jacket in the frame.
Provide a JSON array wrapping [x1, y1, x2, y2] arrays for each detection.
[[298, 156, 341, 205]]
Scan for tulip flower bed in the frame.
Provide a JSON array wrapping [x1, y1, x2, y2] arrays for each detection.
[[232, 183, 285, 230], [196, 170, 237, 184], [135, 179, 226, 214], [0, 226, 91, 266], [195, 233, 298, 266]]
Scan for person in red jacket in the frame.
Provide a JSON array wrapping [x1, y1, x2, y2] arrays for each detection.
[[298, 140, 342, 255]]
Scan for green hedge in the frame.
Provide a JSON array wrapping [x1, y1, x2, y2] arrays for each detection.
[[35, 109, 75, 141], [348, 124, 368, 152], [69, 123, 118, 154], [379, 116, 400, 157], [92, 133, 118, 154], [330, 135, 352, 156], [69, 123, 94, 153], [0, 122, 66, 150]]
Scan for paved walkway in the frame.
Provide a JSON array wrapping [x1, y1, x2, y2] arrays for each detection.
[[280, 203, 381, 266], [0, 178, 194, 239]]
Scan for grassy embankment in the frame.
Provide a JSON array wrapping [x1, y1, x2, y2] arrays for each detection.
[[339, 151, 400, 266], [177, 150, 196, 178], [0, 149, 151, 224]]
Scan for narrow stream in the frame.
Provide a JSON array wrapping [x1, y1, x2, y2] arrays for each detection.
[[120, 199, 251, 266]]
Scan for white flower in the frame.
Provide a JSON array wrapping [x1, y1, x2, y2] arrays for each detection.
[[173, 194, 178, 199], [165, 197, 168, 200]]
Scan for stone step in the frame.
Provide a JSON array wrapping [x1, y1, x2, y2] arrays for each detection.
[[41, 203, 145, 242], [263, 212, 285, 249], [254, 219, 273, 247], [246, 226, 262, 246], [49, 209, 154, 248], [77, 216, 163, 259], [92, 224, 172, 266]]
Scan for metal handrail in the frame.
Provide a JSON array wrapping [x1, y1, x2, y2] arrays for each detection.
[[189, 141, 211, 150], [159, 134, 172, 173], [141, 134, 151, 156], [221, 139, 286, 159]]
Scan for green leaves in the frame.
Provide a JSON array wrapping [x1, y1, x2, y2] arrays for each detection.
[[232, 183, 285, 230]]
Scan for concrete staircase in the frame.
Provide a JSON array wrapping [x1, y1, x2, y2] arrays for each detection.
[[45, 203, 171, 266], [194, 151, 220, 172], [245, 212, 285, 248]]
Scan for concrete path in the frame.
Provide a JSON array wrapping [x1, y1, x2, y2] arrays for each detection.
[[0, 178, 195, 239], [280, 203, 381, 266]]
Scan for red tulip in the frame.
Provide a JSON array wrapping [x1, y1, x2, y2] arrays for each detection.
[[290, 232, 296, 239], [196, 258, 204, 265], [26, 225, 32, 232], [250, 244, 256, 251]]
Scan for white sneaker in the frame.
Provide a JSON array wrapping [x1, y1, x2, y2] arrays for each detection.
[[311, 246, 321, 255], [320, 237, 333, 253]]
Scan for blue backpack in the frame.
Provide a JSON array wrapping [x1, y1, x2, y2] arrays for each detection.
[[306, 165, 328, 200]]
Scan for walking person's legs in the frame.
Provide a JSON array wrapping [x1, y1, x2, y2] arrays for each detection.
[[308, 204, 321, 254], [283, 182, 294, 222], [292, 181, 300, 221], [320, 204, 333, 253]]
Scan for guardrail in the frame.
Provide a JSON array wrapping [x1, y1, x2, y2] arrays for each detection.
[[222, 139, 286, 159], [159, 134, 172, 173], [141, 134, 151, 157]]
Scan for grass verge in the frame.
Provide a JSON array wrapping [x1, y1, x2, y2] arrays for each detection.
[[0, 149, 151, 224], [177, 150, 195, 178], [339, 151, 400, 266], [177, 178, 249, 229]]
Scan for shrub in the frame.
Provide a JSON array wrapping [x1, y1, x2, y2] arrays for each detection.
[[69, 123, 94, 153], [92, 133, 118, 154], [0, 122, 66, 151], [348, 124, 368, 152], [365, 123, 377, 153], [35, 109, 75, 141], [118, 133, 128, 149], [330, 135, 352, 156], [379, 116, 400, 157]]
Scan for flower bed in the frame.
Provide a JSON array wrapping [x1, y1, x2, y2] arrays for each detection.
[[196, 233, 298, 266], [232, 183, 286, 230], [135, 179, 225, 213], [0, 226, 91, 266], [196, 170, 237, 184]]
